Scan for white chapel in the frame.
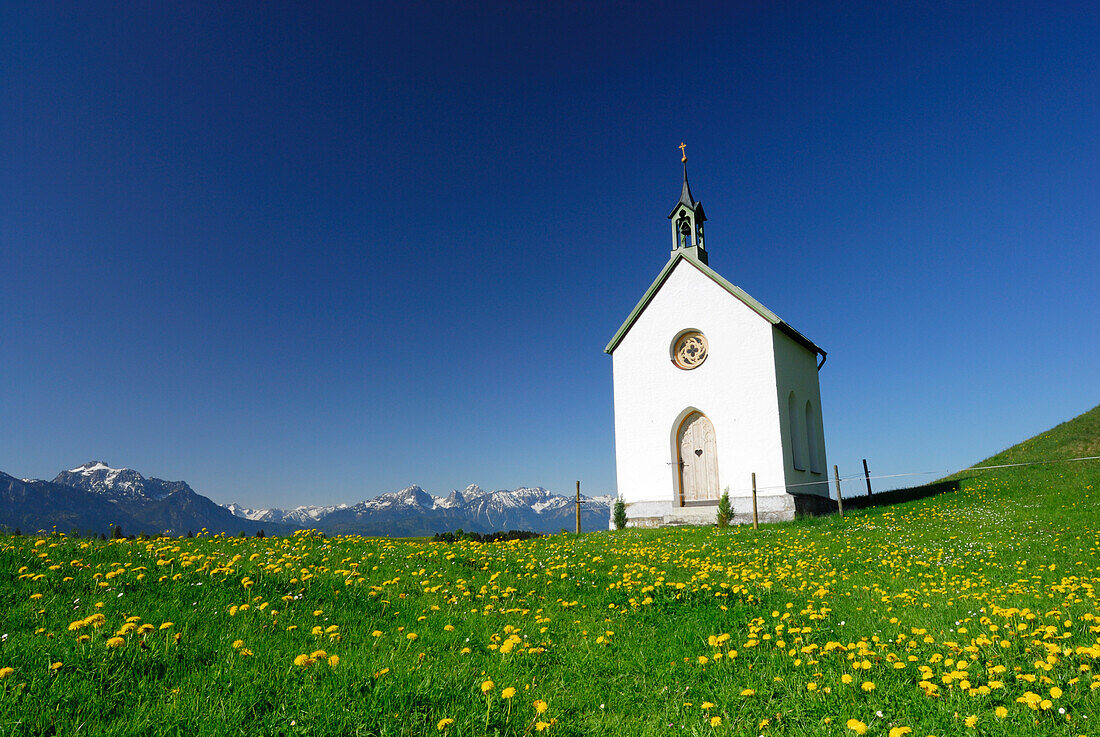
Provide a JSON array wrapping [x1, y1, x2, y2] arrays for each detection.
[[606, 149, 830, 527]]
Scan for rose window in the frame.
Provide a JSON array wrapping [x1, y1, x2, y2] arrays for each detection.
[[672, 331, 708, 370]]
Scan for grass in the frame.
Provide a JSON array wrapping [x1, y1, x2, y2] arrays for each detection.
[[1, 404, 1099, 736]]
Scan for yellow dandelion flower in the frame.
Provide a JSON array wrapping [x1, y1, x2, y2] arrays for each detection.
[[1050, 686, 1063, 698], [535, 722, 551, 732], [328, 654, 339, 668], [701, 701, 715, 709], [995, 706, 1008, 719], [502, 687, 516, 699], [106, 636, 125, 648], [841, 674, 854, 684], [293, 654, 312, 667], [740, 688, 755, 696], [436, 718, 454, 731], [710, 716, 721, 727], [50, 662, 62, 671], [888, 728, 912, 737], [310, 649, 326, 660], [313, 609, 323, 616], [371, 630, 383, 637], [845, 719, 867, 735], [861, 681, 875, 692], [533, 699, 548, 713], [407, 633, 418, 641], [0, 667, 13, 679], [481, 679, 494, 693], [232, 640, 244, 649], [807, 682, 818, 691], [964, 715, 978, 728]]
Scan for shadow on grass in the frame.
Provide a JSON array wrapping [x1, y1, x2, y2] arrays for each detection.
[[791, 478, 965, 517]]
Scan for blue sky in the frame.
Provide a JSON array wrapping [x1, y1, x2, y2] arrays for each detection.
[[3, 2, 1097, 508]]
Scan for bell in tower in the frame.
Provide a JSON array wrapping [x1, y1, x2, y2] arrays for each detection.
[[668, 143, 707, 265]]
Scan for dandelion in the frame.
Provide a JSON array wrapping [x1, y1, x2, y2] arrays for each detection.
[[436, 718, 454, 731], [740, 689, 755, 696], [1050, 686, 1063, 698], [49, 662, 62, 671], [861, 681, 875, 692], [328, 654, 339, 668], [888, 728, 912, 737], [406, 633, 418, 641], [964, 715, 978, 728], [995, 706, 1008, 719], [710, 716, 721, 727], [502, 687, 516, 699], [481, 680, 494, 694], [845, 719, 867, 735], [0, 667, 14, 679], [533, 699, 549, 714], [293, 654, 313, 667], [535, 722, 551, 732], [232, 640, 244, 649], [106, 636, 125, 648], [701, 701, 715, 709]]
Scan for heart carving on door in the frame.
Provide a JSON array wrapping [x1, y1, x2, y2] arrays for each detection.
[[694, 449, 703, 456]]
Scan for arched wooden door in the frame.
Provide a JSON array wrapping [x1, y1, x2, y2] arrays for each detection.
[[677, 411, 719, 504]]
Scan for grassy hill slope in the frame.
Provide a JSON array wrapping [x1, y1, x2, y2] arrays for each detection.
[[977, 403, 1100, 467]]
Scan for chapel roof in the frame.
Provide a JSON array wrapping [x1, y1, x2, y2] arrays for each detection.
[[603, 250, 826, 361]]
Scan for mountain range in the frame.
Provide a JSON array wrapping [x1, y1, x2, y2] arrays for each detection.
[[0, 461, 613, 538]]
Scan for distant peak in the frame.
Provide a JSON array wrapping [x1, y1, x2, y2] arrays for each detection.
[[69, 461, 121, 474]]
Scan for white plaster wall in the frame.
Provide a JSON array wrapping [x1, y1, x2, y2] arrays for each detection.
[[772, 328, 829, 495], [611, 259, 789, 510]]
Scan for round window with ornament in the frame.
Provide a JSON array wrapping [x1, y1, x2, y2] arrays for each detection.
[[672, 330, 708, 370]]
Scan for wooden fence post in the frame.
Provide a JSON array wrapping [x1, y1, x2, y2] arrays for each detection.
[[751, 472, 759, 530], [575, 481, 581, 535], [833, 464, 844, 518], [863, 459, 873, 496]]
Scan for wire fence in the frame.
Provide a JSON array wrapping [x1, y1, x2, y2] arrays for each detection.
[[719, 454, 1100, 499]]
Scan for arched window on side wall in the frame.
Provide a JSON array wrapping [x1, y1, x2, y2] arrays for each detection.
[[788, 391, 805, 471], [805, 400, 822, 473]]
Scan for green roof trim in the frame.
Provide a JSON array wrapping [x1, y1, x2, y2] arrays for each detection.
[[603, 251, 826, 360]]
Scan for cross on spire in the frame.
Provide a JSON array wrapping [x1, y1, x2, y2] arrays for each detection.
[[679, 142, 687, 163]]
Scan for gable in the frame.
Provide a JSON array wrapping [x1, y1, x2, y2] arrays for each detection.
[[604, 251, 825, 361]]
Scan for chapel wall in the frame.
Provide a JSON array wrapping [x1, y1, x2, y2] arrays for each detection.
[[611, 260, 788, 506], [771, 327, 830, 496]]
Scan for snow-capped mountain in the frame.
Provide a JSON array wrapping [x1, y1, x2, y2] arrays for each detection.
[[224, 483, 615, 537], [0, 462, 281, 538], [1, 460, 614, 538], [54, 461, 188, 502], [224, 502, 350, 526]]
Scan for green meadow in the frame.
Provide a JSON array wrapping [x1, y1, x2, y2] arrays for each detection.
[[2, 405, 1099, 736]]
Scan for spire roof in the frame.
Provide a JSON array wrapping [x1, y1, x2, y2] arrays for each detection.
[[668, 154, 706, 220]]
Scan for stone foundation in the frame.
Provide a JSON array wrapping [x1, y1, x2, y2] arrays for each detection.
[[611, 493, 826, 529]]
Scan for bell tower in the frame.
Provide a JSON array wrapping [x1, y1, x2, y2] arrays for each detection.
[[668, 143, 707, 265]]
